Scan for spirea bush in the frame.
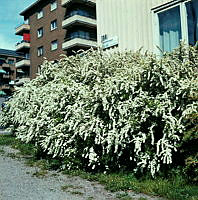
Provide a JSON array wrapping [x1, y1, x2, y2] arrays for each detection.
[[0, 44, 197, 177]]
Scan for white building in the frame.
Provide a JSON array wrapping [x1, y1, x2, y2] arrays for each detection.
[[96, 0, 198, 53]]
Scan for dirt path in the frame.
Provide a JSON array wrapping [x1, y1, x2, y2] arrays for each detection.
[[0, 146, 162, 200]]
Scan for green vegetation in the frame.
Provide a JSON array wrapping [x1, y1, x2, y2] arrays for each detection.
[[0, 45, 197, 200], [1, 45, 197, 179], [32, 170, 48, 178], [62, 169, 198, 200], [0, 135, 197, 200]]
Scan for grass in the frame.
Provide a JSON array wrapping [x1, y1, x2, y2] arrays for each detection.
[[0, 135, 198, 200], [69, 191, 83, 195], [62, 169, 198, 200], [32, 170, 48, 178], [61, 184, 84, 196], [61, 184, 83, 191]]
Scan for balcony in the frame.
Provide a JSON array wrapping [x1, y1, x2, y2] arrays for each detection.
[[15, 24, 30, 36], [16, 59, 30, 68], [1, 85, 10, 90], [62, 35, 97, 50], [2, 63, 10, 68], [62, 0, 96, 7], [16, 40, 30, 52], [62, 13, 96, 28], [15, 77, 30, 86], [2, 74, 10, 79]]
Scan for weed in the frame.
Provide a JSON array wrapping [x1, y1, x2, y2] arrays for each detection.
[[0, 135, 197, 200], [61, 185, 75, 191], [86, 197, 94, 200], [61, 184, 83, 191], [116, 192, 134, 200], [69, 191, 83, 195], [0, 149, 5, 154], [62, 170, 198, 200], [32, 170, 48, 178], [0, 135, 15, 145], [7, 152, 17, 159]]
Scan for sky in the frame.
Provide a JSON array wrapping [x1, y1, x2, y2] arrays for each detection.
[[0, 0, 36, 50]]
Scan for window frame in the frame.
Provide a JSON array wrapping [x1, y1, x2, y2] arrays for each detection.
[[153, 1, 193, 53], [37, 27, 44, 38], [50, 1, 57, 11], [51, 40, 58, 51], [50, 19, 57, 31], [37, 10, 44, 19], [37, 46, 44, 57], [8, 59, 15, 65]]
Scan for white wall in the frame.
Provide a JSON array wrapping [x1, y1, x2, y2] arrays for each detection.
[[96, 0, 173, 52]]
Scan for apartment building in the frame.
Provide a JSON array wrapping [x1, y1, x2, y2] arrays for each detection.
[[0, 49, 24, 96], [17, 0, 97, 79], [97, 0, 198, 53], [15, 18, 31, 84]]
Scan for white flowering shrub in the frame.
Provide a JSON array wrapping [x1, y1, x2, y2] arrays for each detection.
[[0, 44, 197, 176]]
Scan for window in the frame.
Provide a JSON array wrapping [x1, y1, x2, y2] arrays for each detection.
[[24, 53, 30, 59], [156, 0, 198, 52], [37, 27, 43, 38], [24, 19, 29, 24], [51, 40, 58, 51], [70, 31, 90, 39], [8, 59, 14, 65], [51, 20, 57, 31], [37, 65, 41, 75], [186, 0, 198, 46], [37, 10, 43, 19], [69, 9, 89, 17], [50, 1, 57, 11], [158, 6, 182, 52], [37, 46, 44, 56]]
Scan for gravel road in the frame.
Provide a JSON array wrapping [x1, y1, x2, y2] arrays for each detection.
[[0, 146, 162, 200]]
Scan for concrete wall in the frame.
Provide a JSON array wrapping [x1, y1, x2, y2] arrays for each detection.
[[96, 0, 173, 52]]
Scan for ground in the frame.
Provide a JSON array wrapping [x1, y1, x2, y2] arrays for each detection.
[[0, 144, 162, 200]]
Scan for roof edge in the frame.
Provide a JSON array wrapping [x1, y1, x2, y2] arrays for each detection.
[[20, 0, 43, 16]]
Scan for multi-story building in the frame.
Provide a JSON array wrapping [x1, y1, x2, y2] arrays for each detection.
[[97, 0, 198, 53], [17, 0, 197, 80], [15, 18, 31, 84], [18, 0, 97, 79], [61, 0, 97, 55], [0, 49, 24, 96]]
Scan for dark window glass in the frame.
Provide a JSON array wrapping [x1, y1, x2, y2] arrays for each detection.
[[158, 6, 182, 52], [186, 0, 198, 45]]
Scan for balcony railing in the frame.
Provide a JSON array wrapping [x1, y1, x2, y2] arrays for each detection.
[[1, 85, 10, 90], [62, 35, 97, 50], [64, 11, 96, 20], [2, 74, 10, 79], [15, 77, 30, 86], [16, 59, 30, 68], [15, 23, 30, 35], [2, 63, 10, 68], [62, 15, 96, 28], [65, 34, 97, 42], [16, 40, 30, 51]]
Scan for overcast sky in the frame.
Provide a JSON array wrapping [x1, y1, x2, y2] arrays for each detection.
[[0, 0, 36, 50]]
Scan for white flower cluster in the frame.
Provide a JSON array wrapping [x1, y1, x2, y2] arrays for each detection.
[[0, 45, 197, 176]]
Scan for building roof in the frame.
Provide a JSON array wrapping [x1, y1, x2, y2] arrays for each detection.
[[20, 0, 46, 17], [0, 49, 24, 58]]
